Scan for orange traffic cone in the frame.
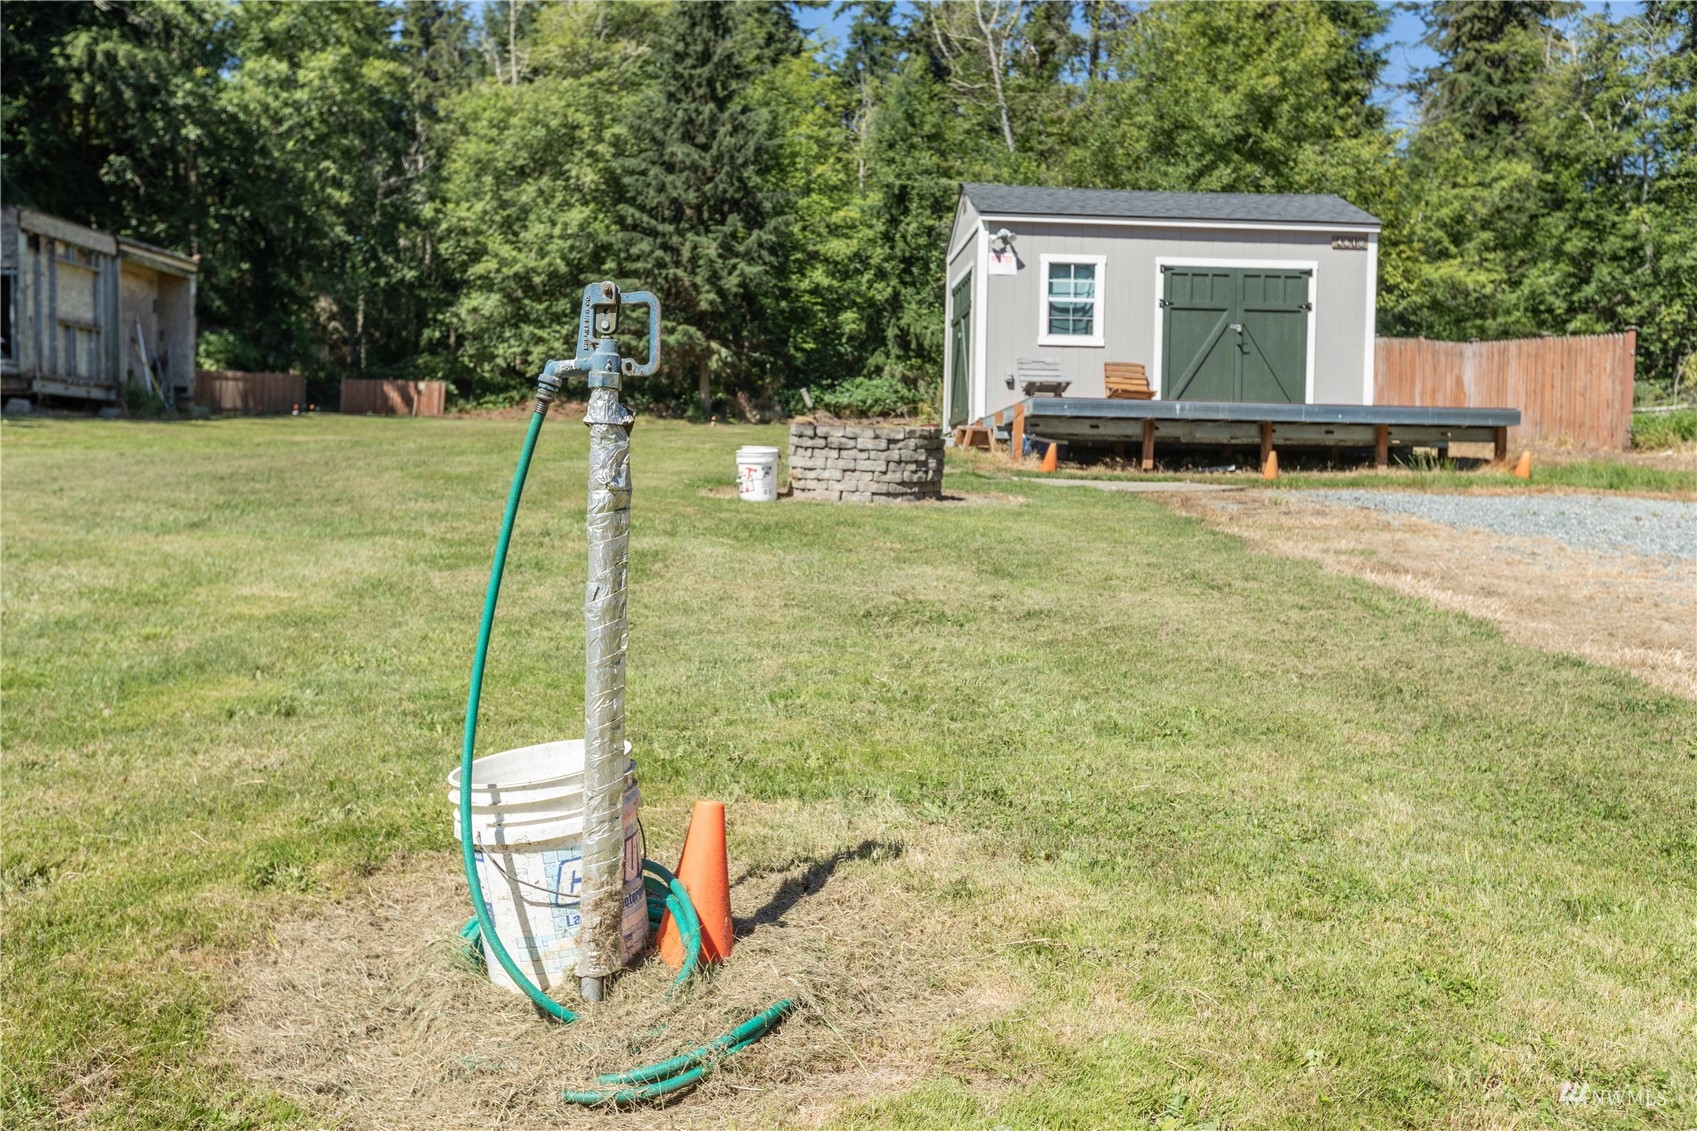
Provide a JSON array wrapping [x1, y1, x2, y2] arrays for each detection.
[[1513, 451, 1531, 479], [658, 801, 734, 969], [1040, 442, 1059, 473], [1263, 450, 1279, 480]]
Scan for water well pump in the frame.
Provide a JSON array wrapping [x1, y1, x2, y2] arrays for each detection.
[[539, 282, 660, 1001]]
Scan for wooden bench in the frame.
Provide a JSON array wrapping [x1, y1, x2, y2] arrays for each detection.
[[1105, 362, 1154, 400], [1012, 357, 1070, 398]]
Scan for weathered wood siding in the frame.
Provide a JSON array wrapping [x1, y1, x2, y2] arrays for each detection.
[[194, 370, 305, 415], [1375, 332, 1635, 449], [339, 378, 447, 416]]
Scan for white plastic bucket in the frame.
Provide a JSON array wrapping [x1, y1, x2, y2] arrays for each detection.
[[446, 739, 648, 993], [736, 446, 781, 502]]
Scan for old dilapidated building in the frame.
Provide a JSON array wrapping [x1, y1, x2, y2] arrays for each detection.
[[2, 205, 197, 405]]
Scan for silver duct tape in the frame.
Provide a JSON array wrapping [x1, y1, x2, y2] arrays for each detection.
[[577, 394, 633, 979]]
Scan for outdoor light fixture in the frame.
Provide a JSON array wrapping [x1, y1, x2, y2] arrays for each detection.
[[991, 227, 1016, 254]]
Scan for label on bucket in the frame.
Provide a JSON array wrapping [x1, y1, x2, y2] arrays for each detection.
[[620, 782, 648, 960], [738, 458, 776, 501], [473, 779, 647, 993]]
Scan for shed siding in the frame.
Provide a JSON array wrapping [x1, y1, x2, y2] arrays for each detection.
[[944, 196, 982, 428], [2, 207, 195, 400], [971, 222, 1375, 421]]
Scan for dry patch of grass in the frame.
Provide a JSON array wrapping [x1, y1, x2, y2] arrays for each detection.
[[213, 800, 1010, 1129], [1161, 490, 1696, 699]]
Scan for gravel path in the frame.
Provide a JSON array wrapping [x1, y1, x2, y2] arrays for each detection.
[[1300, 491, 1697, 560]]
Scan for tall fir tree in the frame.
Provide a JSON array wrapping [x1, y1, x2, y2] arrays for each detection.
[[614, 0, 791, 412], [1415, 1, 1571, 151]]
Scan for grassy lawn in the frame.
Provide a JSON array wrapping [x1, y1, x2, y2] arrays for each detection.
[[3, 414, 1694, 1128], [951, 446, 1697, 497]]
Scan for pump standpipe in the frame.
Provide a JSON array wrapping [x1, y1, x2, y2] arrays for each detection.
[[458, 282, 791, 1102], [548, 282, 661, 1002]]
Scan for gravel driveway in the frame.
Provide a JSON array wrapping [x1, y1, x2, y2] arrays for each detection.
[[1300, 491, 1697, 560]]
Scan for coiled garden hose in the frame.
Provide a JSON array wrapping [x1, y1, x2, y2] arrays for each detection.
[[458, 404, 791, 1105]]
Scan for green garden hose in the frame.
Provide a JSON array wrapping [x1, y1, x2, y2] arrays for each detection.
[[458, 403, 790, 1105]]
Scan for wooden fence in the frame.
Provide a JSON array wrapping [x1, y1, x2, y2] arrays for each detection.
[[194, 370, 305, 415], [339, 378, 447, 417], [1375, 331, 1635, 449]]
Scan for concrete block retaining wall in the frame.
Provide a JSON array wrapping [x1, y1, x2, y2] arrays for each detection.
[[787, 423, 944, 503]]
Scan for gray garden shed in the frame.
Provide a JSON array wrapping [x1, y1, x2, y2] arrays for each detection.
[[944, 184, 1381, 430]]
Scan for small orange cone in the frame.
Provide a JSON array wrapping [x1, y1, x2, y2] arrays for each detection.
[[1263, 450, 1279, 480], [1513, 451, 1531, 479], [1040, 442, 1059, 473], [658, 801, 733, 969]]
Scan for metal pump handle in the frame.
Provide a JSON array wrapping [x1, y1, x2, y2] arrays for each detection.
[[567, 282, 661, 384], [619, 291, 661, 379]]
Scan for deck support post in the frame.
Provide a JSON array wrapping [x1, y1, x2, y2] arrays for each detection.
[[1009, 401, 1025, 466], [1375, 424, 1390, 469], [1141, 418, 1156, 472], [1259, 422, 1274, 476], [1492, 426, 1508, 462]]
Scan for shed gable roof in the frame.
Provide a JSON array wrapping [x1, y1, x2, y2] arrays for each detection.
[[961, 183, 1380, 228]]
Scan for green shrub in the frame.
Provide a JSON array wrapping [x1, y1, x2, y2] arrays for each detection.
[[812, 374, 922, 418], [1631, 407, 1697, 450]]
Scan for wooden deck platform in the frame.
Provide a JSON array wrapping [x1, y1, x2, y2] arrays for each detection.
[[961, 398, 1522, 470]]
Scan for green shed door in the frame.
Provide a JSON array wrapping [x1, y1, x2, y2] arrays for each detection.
[[1162, 268, 1237, 401], [1237, 270, 1308, 403], [1163, 267, 1310, 403], [948, 272, 972, 427]]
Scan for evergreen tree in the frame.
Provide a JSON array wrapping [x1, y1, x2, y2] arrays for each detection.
[[1415, 1, 1570, 150], [431, 1, 658, 394], [614, 0, 791, 413]]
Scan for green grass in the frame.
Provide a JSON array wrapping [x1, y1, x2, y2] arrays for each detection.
[[3, 415, 1694, 1128], [960, 448, 1697, 496], [1631, 408, 1697, 452]]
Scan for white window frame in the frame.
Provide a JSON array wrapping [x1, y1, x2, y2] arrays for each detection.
[[1037, 253, 1105, 348]]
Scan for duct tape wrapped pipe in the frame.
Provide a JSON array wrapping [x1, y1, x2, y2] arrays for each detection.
[[579, 384, 642, 983], [457, 378, 790, 1104]]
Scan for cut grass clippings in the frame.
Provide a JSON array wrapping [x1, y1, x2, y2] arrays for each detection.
[[2, 415, 1695, 1128]]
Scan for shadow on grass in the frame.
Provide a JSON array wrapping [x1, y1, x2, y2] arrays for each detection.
[[732, 838, 902, 939]]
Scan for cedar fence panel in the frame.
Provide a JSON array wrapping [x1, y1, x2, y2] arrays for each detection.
[[1375, 331, 1635, 449], [194, 370, 306, 415], [339, 379, 447, 417]]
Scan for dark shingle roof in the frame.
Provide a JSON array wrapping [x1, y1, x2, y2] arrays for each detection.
[[962, 183, 1379, 227]]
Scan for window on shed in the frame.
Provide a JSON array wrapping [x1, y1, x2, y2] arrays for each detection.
[[1039, 256, 1105, 346], [1048, 264, 1095, 334]]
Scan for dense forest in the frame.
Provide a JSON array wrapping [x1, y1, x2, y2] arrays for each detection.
[[3, 0, 1693, 414]]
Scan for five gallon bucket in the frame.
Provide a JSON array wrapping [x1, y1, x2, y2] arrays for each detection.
[[736, 446, 781, 502], [447, 739, 648, 993]]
